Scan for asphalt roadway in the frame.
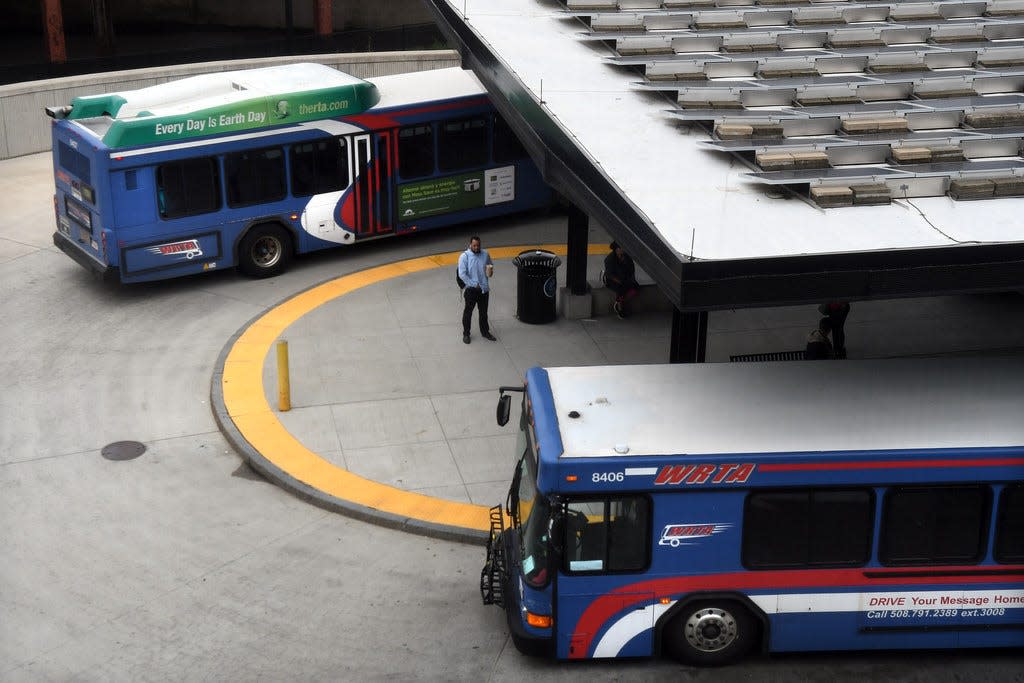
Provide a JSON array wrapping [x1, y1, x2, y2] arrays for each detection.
[[2, 150, 1023, 681]]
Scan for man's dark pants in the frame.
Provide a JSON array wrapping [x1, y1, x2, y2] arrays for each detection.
[[462, 286, 490, 336]]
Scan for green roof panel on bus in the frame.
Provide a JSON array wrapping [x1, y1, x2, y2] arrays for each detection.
[[66, 63, 380, 149]]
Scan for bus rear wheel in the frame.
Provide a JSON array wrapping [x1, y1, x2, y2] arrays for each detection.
[[239, 224, 292, 278], [665, 601, 756, 666]]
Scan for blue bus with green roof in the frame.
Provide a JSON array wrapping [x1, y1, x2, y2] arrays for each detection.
[[47, 63, 551, 283]]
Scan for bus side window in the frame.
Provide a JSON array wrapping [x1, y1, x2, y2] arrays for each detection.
[[398, 125, 434, 179], [879, 485, 990, 566], [290, 137, 349, 196], [225, 146, 287, 208], [156, 157, 220, 219], [607, 498, 648, 571], [742, 489, 873, 569], [493, 113, 527, 165], [993, 484, 1023, 564], [564, 497, 649, 573], [438, 116, 488, 172], [566, 501, 605, 570]]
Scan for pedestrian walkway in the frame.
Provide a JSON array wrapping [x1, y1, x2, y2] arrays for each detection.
[[213, 243, 672, 543], [212, 241, 1024, 544]]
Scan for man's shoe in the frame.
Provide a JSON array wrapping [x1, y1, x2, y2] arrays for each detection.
[[482, 332, 497, 341], [463, 333, 471, 344]]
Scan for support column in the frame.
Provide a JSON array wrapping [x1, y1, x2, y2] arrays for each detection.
[[92, 0, 115, 57], [284, 0, 295, 40], [40, 0, 67, 64], [561, 204, 593, 320], [669, 309, 708, 363], [314, 0, 332, 36], [566, 204, 589, 296]]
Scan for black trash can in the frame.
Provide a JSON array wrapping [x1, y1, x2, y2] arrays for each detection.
[[512, 250, 561, 324]]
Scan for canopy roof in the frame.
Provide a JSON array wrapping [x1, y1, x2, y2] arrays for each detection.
[[423, 0, 1024, 310]]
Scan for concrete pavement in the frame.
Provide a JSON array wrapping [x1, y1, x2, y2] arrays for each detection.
[[211, 235, 1024, 543], [7, 138, 1023, 683]]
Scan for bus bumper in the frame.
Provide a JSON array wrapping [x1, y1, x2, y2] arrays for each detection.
[[53, 231, 119, 283], [505, 596, 554, 657], [500, 537, 553, 657]]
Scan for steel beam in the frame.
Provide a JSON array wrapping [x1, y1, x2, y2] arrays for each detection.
[[314, 0, 332, 36], [40, 0, 67, 64]]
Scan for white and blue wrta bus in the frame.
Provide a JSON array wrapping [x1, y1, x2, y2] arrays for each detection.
[[484, 359, 1024, 664]]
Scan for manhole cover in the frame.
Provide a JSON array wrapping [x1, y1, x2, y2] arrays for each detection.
[[101, 441, 146, 461]]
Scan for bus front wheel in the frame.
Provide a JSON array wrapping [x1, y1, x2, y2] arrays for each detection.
[[239, 225, 292, 278], [665, 601, 756, 666]]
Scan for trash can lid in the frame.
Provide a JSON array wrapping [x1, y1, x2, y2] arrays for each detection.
[[512, 250, 562, 268]]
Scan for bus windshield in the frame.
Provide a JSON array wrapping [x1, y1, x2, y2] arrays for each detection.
[[513, 429, 550, 587]]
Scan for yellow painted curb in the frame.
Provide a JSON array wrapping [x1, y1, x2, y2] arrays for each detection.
[[222, 243, 608, 532]]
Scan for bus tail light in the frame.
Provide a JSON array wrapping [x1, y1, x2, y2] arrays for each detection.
[[565, 475, 578, 482], [526, 611, 552, 628]]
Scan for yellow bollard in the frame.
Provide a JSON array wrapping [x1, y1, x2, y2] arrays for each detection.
[[276, 339, 291, 412]]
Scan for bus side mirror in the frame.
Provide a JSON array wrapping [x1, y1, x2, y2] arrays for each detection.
[[496, 385, 524, 427], [496, 394, 511, 426]]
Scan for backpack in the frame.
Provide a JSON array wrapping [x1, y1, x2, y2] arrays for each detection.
[[456, 270, 465, 289]]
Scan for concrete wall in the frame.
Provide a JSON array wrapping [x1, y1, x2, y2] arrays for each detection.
[[201, 1, 435, 30], [9, 1, 434, 30], [0, 50, 461, 160]]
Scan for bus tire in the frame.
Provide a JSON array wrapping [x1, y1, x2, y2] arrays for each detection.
[[238, 224, 292, 278], [664, 600, 756, 666]]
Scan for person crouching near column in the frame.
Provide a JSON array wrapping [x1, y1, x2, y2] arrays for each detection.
[[603, 241, 640, 318]]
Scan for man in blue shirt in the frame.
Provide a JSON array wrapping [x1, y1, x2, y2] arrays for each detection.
[[458, 235, 496, 344]]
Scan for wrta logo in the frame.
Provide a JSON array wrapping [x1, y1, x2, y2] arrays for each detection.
[[653, 463, 756, 486], [659, 523, 732, 547], [148, 239, 203, 260]]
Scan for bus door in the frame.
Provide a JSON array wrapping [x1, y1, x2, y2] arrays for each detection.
[[350, 132, 394, 237], [557, 498, 654, 659]]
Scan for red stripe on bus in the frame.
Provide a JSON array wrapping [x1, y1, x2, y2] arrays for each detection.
[[349, 97, 491, 131], [760, 457, 1024, 472], [567, 566, 1024, 659], [340, 188, 355, 229]]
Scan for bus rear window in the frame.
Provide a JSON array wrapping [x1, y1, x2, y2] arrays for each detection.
[[438, 116, 488, 172], [226, 147, 287, 207], [157, 157, 221, 219], [743, 489, 873, 569], [58, 141, 91, 184], [880, 485, 990, 566], [290, 137, 349, 196], [995, 485, 1024, 563]]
